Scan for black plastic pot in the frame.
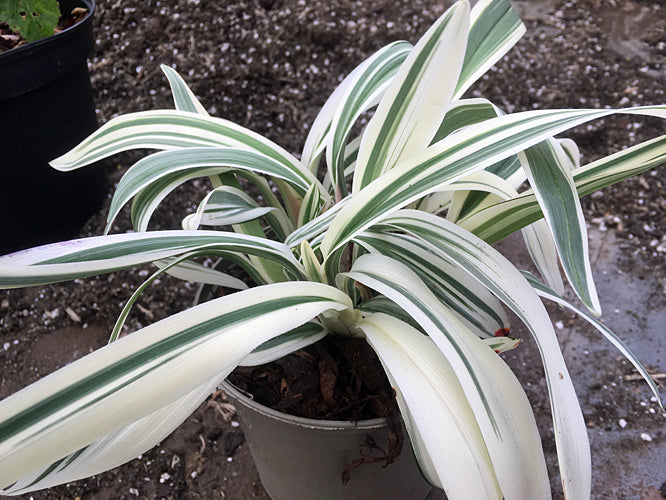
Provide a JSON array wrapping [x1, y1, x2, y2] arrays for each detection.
[[0, 0, 106, 254]]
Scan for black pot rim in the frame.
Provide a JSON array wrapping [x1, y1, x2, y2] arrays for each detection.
[[0, 0, 95, 63], [0, 0, 96, 100]]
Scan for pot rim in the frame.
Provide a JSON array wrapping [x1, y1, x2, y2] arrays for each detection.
[[0, 0, 95, 57], [222, 379, 389, 431], [0, 0, 96, 101], [0, 0, 95, 62]]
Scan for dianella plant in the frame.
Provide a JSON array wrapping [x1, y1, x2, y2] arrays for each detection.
[[0, 0, 664, 498]]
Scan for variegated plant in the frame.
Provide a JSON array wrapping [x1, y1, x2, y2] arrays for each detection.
[[0, 0, 664, 498]]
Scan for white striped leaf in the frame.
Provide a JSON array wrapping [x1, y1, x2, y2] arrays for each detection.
[[235, 170, 294, 239], [460, 134, 666, 243], [108, 251, 249, 343], [352, 0, 470, 192], [273, 178, 305, 225], [182, 186, 275, 230], [344, 256, 550, 499], [444, 155, 524, 220], [297, 183, 322, 228], [419, 190, 454, 215], [301, 52, 395, 172], [558, 137, 581, 169], [0, 282, 352, 492], [355, 230, 509, 338], [523, 271, 663, 408], [323, 135, 363, 195], [358, 296, 422, 332], [130, 167, 233, 232], [300, 240, 326, 284], [154, 257, 247, 290], [161, 64, 209, 115], [359, 313, 501, 498], [516, 137, 578, 296], [107, 146, 319, 232], [425, 168, 565, 295], [380, 210, 591, 499], [0, 231, 304, 289], [323, 105, 666, 257], [444, 170, 517, 222], [453, 0, 525, 99], [326, 41, 412, 199], [301, 42, 398, 172], [50, 110, 307, 182], [284, 197, 349, 248], [431, 98, 504, 145], [430, 99, 525, 221], [520, 139, 600, 314], [521, 220, 565, 296], [239, 322, 328, 366], [482, 336, 520, 354], [4, 377, 222, 494]]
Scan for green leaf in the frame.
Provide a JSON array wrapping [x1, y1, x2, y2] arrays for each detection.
[[0, 0, 60, 43]]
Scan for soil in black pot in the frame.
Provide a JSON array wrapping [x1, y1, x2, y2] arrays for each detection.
[[0, 6, 89, 52]]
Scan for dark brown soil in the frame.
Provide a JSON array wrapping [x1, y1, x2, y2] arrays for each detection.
[[229, 337, 398, 422], [228, 336, 405, 482], [0, 0, 665, 499]]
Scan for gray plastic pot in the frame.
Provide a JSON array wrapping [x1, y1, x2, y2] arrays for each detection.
[[196, 271, 433, 499], [222, 380, 433, 500]]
